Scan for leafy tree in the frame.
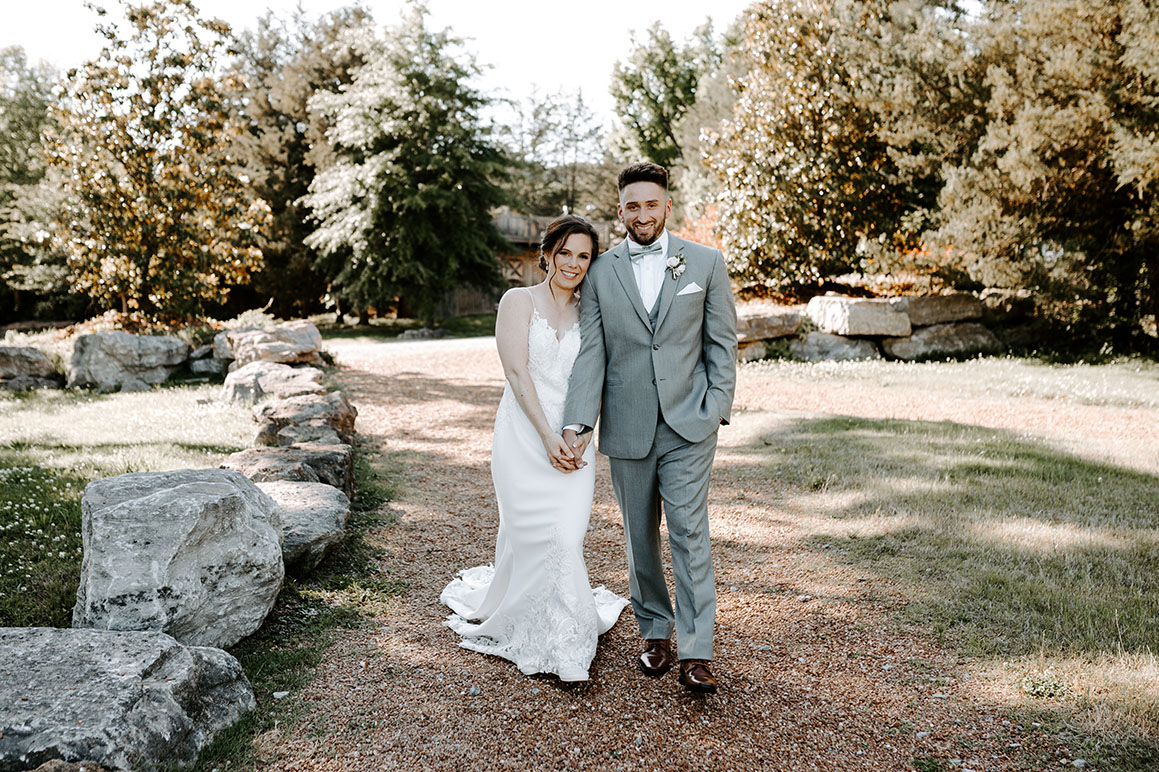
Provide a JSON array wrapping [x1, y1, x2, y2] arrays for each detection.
[[706, 0, 911, 290], [46, 0, 270, 319], [0, 47, 72, 321], [926, 0, 1159, 343], [499, 88, 616, 219], [303, 4, 509, 327], [610, 21, 721, 171], [228, 6, 370, 318]]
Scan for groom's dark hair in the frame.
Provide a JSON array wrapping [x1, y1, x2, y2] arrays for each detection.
[[618, 162, 668, 191]]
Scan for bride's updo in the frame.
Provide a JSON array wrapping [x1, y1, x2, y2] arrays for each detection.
[[539, 215, 600, 271]]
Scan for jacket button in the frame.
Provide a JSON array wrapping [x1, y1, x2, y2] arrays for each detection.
[[651, 379, 656, 385], [652, 344, 660, 350]]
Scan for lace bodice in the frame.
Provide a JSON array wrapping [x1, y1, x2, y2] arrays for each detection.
[[498, 305, 580, 433]]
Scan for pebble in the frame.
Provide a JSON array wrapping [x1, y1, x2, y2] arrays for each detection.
[[272, 691, 290, 700], [916, 731, 931, 739], [757, 645, 772, 651], [469, 686, 481, 697], [1073, 761, 1087, 769], [797, 594, 812, 602]]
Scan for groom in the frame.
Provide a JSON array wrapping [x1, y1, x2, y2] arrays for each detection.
[[562, 162, 737, 693]]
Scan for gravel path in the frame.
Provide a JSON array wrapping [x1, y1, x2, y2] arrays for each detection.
[[258, 338, 1122, 771]]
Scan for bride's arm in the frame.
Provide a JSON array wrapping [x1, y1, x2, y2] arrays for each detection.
[[495, 289, 577, 471]]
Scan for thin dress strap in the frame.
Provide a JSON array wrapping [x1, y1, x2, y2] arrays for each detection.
[[522, 286, 540, 318]]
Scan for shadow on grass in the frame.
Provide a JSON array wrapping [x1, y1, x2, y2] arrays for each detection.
[[191, 443, 405, 772], [719, 413, 1159, 770], [731, 414, 1159, 659]]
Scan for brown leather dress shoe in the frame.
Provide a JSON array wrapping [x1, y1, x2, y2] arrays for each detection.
[[678, 659, 718, 694], [638, 639, 674, 676]]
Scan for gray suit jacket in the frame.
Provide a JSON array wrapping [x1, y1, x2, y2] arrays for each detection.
[[562, 235, 738, 459]]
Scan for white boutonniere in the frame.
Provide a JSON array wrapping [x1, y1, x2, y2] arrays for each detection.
[[667, 253, 686, 280]]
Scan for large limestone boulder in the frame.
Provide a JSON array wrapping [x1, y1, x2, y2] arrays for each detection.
[[72, 469, 283, 649], [276, 421, 343, 446], [252, 391, 357, 446], [257, 481, 350, 573], [736, 306, 803, 342], [0, 346, 56, 379], [0, 627, 254, 772], [66, 332, 189, 392], [220, 321, 324, 369], [2, 376, 62, 392], [790, 332, 882, 362], [222, 443, 354, 497], [806, 296, 911, 337], [220, 361, 325, 405], [888, 293, 983, 327], [881, 322, 1003, 361]]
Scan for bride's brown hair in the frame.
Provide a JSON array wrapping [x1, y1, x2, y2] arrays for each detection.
[[539, 215, 599, 272]]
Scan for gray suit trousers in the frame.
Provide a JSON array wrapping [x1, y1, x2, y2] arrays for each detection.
[[609, 414, 717, 661]]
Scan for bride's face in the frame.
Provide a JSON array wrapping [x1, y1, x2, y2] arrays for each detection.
[[549, 233, 593, 293]]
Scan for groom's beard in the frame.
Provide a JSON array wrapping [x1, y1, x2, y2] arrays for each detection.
[[626, 212, 667, 246]]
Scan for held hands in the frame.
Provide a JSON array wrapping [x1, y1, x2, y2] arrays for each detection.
[[543, 432, 583, 473], [561, 428, 590, 469]]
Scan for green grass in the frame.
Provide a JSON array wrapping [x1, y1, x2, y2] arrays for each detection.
[[761, 415, 1159, 657], [0, 384, 252, 627], [0, 365, 404, 770], [311, 312, 497, 341], [744, 355, 1159, 409]]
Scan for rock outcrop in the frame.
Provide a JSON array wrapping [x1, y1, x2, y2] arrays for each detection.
[[736, 306, 803, 342], [881, 322, 1003, 361], [218, 321, 324, 369], [790, 332, 882, 362], [889, 293, 983, 327], [0, 346, 56, 379], [806, 296, 912, 337], [256, 481, 351, 573], [0, 627, 254, 772], [252, 391, 357, 446], [220, 361, 325, 405], [66, 332, 189, 392], [72, 468, 283, 649], [222, 443, 354, 497]]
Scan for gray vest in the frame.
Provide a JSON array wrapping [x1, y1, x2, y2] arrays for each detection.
[[648, 291, 662, 330]]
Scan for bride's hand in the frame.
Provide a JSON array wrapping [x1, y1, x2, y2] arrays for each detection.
[[543, 433, 578, 473]]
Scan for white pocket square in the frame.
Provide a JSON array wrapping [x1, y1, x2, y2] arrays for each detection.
[[676, 282, 704, 296]]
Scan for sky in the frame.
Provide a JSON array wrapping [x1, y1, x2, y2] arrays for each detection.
[[3, 0, 754, 123]]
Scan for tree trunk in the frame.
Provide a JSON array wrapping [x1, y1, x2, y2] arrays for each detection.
[[357, 308, 370, 326]]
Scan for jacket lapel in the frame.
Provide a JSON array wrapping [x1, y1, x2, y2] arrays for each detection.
[[652, 235, 684, 333], [610, 240, 653, 330]]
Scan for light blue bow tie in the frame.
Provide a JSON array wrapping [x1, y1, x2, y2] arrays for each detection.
[[628, 241, 664, 262]]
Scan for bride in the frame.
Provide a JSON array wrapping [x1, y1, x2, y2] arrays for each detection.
[[440, 215, 629, 682]]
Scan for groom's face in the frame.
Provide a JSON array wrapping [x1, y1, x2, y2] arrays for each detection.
[[618, 181, 670, 246]]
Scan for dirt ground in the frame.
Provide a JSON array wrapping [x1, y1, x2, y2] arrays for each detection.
[[254, 337, 1147, 772]]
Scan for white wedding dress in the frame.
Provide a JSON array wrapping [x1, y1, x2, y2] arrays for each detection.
[[440, 296, 629, 681]]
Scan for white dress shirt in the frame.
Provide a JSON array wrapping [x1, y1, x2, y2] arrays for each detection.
[[626, 229, 670, 312]]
